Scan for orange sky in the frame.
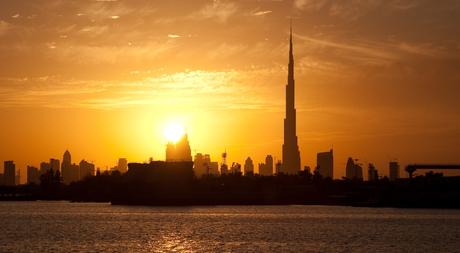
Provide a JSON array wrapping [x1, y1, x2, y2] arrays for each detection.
[[1, 0, 460, 182]]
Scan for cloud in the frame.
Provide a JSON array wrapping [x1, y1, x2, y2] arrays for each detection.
[[294, 0, 328, 11], [295, 33, 399, 64], [194, 0, 238, 23], [252, 10, 272, 16], [389, 0, 420, 10], [168, 34, 181, 38], [0, 21, 10, 36]]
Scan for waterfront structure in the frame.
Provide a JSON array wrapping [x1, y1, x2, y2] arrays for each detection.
[[27, 166, 40, 184], [166, 134, 192, 162], [244, 157, 254, 175], [389, 161, 400, 181], [3, 161, 16, 186], [317, 149, 333, 179], [345, 157, 363, 180], [281, 24, 301, 175]]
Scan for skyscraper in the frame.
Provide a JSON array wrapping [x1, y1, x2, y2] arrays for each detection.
[[282, 23, 301, 175], [27, 166, 40, 184], [244, 157, 254, 175], [368, 163, 379, 181], [345, 157, 363, 180], [117, 158, 128, 174], [3, 161, 16, 186], [50, 158, 60, 172], [79, 160, 95, 180], [193, 153, 206, 177], [389, 161, 400, 181], [317, 149, 333, 179], [61, 150, 78, 184], [165, 134, 192, 162]]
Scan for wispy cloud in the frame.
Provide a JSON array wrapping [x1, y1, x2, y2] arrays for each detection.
[[0, 20, 10, 36], [167, 34, 181, 38], [294, 0, 328, 11], [193, 0, 238, 23], [252, 10, 272, 16]]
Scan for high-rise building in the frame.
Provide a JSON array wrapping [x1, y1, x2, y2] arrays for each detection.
[[27, 166, 40, 184], [317, 149, 333, 179], [3, 161, 16, 186], [220, 151, 228, 175], [230, 162, 242, 174], [193, 153, 206, 177], [79, 160, 95, 180], [50, 158, 60, 172], [166, 134, 192, 162], [208, 162, 219, 176], [275, 160, 283, 175], [258, 155, 274, 176], [118, 158, 128, 173], [282, 23, 301, 175], [345, 157, 363, 180], [368, 163, 379, 181], [40, 162, 50, 175], [61, 150, 79, 184], [15, 170, 20, 185], [244, 157, 254, 175], [389, 161, 400, 181]]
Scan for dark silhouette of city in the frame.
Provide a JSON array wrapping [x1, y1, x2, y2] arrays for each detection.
[[1, 26, 460, 209]]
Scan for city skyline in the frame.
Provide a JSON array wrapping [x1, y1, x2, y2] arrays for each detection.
[[1, 0, 460, 183]]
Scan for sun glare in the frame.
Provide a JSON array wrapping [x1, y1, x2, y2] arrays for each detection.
[[163, 122, 185, 143]]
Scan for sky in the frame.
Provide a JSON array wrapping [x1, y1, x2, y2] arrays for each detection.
[[1, 0, 460, 182]]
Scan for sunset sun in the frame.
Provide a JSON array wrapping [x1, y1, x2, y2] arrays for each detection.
[[163, 122, 185, 143]]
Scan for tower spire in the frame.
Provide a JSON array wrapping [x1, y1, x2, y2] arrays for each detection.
[[282, 20, 301, 175]]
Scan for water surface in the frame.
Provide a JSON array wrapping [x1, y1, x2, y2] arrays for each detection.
[[0, 202, 459, 252]]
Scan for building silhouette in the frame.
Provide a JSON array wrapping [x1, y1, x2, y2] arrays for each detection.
[[281, 24, 301, 175], [345, 157, 363, 180], [194, 153, 209, 177], [389, 161, 400, 181], [79, 160, 95, 180], [258, 155, 274, 176], [27, 166, 40, 184], [230, 162, 242, 174], [367, 163, 379, 181], [117, 158, 128, 173], [166, 134, 192, 162], [220, 151, 229, 175], [275, 160, 283, 175], [317, 149, 333, 179], [244, 157, 254, 175], [15, 170, 20, 185], [50, 158, 60, 173], [40, 161, 50, 175], [61, 150, 79, 184], [3, 161, 16, 186]]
